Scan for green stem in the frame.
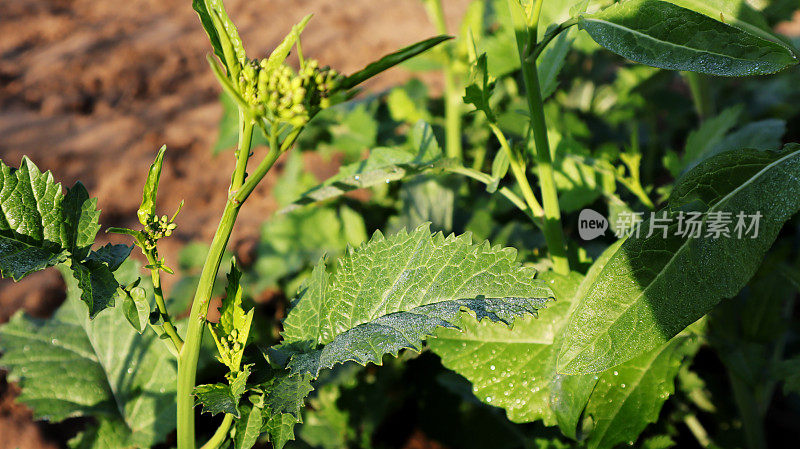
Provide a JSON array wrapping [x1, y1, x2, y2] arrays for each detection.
[[508, 0, 569, 274], [423, 0, 462, 159], [199, 414, 235, 449], [176, 109, 263, 449], [685, 72, 714, 121], [683, 412, 713, 448], [446, 166, 541, 227], [231, 113, 254, 191], [488, 123, 544, 219], [144, 251, 183, 351], [177, 200, 241, 449]]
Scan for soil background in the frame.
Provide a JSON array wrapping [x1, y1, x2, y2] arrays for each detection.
[[0, 0, 470, 447]]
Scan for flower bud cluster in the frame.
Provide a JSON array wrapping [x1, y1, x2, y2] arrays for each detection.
[[216, 328, 243, 366], [238, 58, 342, 128], [142, 214, 177, 250]]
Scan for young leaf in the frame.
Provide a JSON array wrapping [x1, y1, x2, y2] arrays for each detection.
[[340, 36, 452, 90], [191, 0, 246, 78], [137, 145, 166, 225], [464, 53, 497, 121], [282, 121, 452, 212], [122, 286, 149, 333], [234, 402, 263, 449], [578, 0, 797, 76], [263, 14, 313, 73], [209, 259, 254, 372], [264, 413, 301, 449], [0, 261, 176, 448], [558, 144, 800, 374], [279, 223, 554, 377]]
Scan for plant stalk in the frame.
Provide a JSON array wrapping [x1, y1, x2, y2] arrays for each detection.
[[423, 0, 462, 159], [199, 414, 235, 449], [685, 72, 714, 122], [488, 122, 544, 219], [176, 108, 264, 449], [508, 0, 569, 274], [176, 199, 241, 449], [145, 251, 183, 351]]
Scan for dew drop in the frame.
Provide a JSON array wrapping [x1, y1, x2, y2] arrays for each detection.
[[485, 396, 493, 403], [490, 365, 496, 371], [613, 370, 619, 376], [354, 175, 360, 181], [620, 383, 626, 389], [51, 338, 59, 345], [127, 367, 134, 374]]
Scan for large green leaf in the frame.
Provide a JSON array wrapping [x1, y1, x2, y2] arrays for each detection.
[[558, 144, 800, 374], [0, 261, 176, 449], [431, 245, 695, 448], [430, 270, 583, 425], [578, 0, 797, 76], [282, 121, 452, 212], [0, 157, 126, 317], [0, 157, 93, 279], [280, 223, 553, 377]]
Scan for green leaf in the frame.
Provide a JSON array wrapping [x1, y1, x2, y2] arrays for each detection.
[[194, 383, 239, 417], [0, 261, 176, 448], [122, 286, 149, 333], [263, 413, 300, 449], [340, 35, 452, 90], [280, 223, 553, 377], [683, 105, 742, 167], [263, 15, 313, 73], [0, 157, 92, 280], [430, 270, 583, 425], [191, 0, 246, 78], [234, 402, 263, 449], [282, 121, 451, 212], [87, 243, 133, 272], [578, 0, 797, 76], [63, 182, 101, 261], [137, 145, 166, 225], [538, 30, 573, 100], [464, 53, 497, 121], [70, 260, 120, 319], [582, 338, 688, 449], [192, 0, 226, 69], [558, 144, 800, 374], [210, 259, 254, 372], [261, 372, 314, 417]]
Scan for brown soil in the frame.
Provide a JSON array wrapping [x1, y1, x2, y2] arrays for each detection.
[[0, 0, 470, 447]]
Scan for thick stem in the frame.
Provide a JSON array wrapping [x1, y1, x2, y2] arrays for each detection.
[[423, 0, 462, 159], [176, 109, 262, 449], [508, 0, 569, 274], [199, 414, 235, 449], [177, 200, 241, 449]]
